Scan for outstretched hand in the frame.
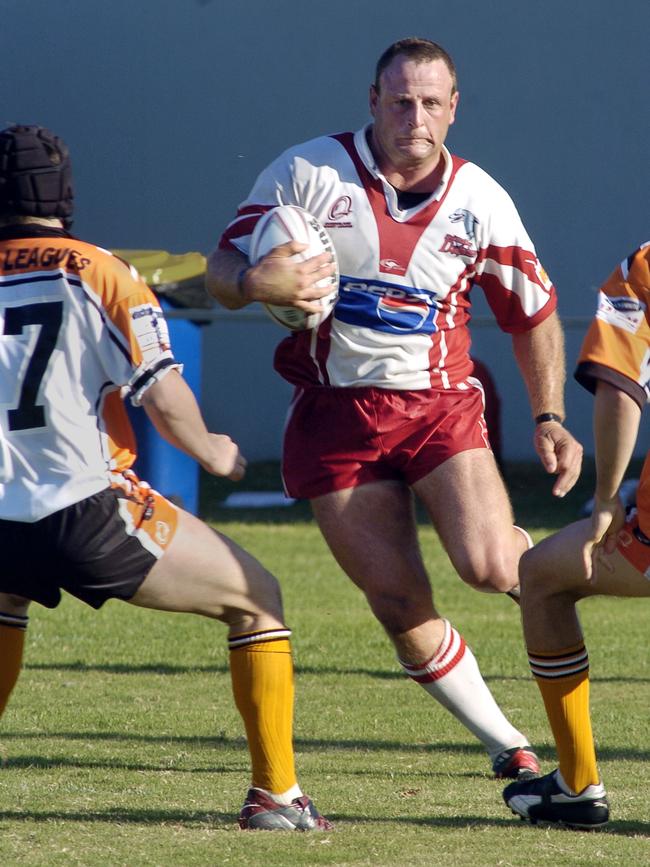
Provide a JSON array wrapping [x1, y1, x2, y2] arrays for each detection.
[[534, 420, 583, 497]]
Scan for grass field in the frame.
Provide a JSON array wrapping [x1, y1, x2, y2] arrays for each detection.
[[1, 462, 648, 866]]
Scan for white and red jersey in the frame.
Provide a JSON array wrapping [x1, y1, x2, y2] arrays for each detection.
[[0, 226, 181, 522], [219, 125, 556, 390]]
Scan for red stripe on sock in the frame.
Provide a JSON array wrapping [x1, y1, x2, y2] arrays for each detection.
[[407, 636, 467, 683]]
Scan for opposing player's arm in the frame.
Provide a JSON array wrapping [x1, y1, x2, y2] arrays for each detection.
[[206, 244, 335, 312], [593, 381, 641, 503], [581, 381, 641, 577], [140, 369, 246, 481], [512, 311, 583, 497]]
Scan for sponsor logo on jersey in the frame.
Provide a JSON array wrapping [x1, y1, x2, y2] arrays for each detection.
[[376, 293, 430, 331], [379, 258, 406, 273], [439, 234, 475, 257], [449, 208, 479, 243], [324, 195, 353, 228], [131, 304, 159, 320], [596, 292, 646, 334], [608, 297, 644, 313], [155, 520, 171, 545], [335, 276, 439, 334], [130, 303, 172, 358]]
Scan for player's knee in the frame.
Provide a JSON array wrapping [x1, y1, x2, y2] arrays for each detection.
[[519, 545, 544, 582], [456, 554, 518, 593], [519, 545, 570, 600], [255, 572, 284, 619], [228, 571, 285, 626], [455, 527, 529, 592]]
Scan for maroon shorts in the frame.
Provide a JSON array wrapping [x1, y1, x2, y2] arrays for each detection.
[[282, 384, 491, 499]]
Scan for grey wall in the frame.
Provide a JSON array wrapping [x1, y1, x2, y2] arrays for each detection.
[[3, 0, 649, 460]]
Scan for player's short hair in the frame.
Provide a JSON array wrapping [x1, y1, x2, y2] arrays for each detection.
[[0, 125, 74, 226], [374, 38, 458, 95]]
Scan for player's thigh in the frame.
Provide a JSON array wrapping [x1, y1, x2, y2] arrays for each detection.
[[522, 519, 650, 599], [521, 521, 595, 596], [591, 549, 650, 597], [412, 448, 520, 590], [310, 481, 434, 604], [130, 509, 284, 628]]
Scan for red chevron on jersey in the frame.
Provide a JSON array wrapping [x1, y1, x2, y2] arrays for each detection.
[[330, 132, 465, 278]]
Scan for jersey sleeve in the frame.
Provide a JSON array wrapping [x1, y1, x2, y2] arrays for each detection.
[[472, 180, 557, 333], [574, 243, 650, 409], [217, 148, 302, 257], [91, 254, 183, 406]]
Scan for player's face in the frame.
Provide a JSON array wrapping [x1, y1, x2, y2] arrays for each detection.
[[369, 56, 458, 176]]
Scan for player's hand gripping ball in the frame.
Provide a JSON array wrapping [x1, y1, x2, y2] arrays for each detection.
[[249, 205, 339, 330]]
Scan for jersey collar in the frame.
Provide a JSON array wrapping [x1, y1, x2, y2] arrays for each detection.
[[354, 123, 453, 208]]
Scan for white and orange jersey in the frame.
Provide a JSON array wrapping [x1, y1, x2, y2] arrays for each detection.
[[575, 241, 650, 531], [0, 226, 181, 521], [219, 125, 556, 390], [575, 242, 650, 407]]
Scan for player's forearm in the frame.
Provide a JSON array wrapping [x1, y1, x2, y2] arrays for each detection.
[[205, 247, 251, 310], [140, 371, 213, 462], [512, 312, 567, 420], [593, 381, 641, 501]]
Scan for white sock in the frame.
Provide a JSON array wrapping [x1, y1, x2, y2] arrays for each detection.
[[257, 783, 303, 806], [513, 524, 533, 550], [399, 620, 528, 761], [508, 526, 534, 598], [555, 769, 605, 798]]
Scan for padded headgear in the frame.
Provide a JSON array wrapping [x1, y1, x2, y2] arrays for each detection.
[[0, 125, 74, 224]]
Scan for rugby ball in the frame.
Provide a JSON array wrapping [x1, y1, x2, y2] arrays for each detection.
[[249, 205, 339, 331]]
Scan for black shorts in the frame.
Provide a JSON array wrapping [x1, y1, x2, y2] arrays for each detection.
[[0, 485, 178, 609]]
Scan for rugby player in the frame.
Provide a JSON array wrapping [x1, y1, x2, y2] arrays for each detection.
[[207, 38, 583, 780], [0, 124, 331, 831], [503, 242, 650, 829]]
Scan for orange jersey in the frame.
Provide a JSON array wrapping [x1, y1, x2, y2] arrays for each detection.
[[0, 226, 180, 521], [575, 241, 650, 531]]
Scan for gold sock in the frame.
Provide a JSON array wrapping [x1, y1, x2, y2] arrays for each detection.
[[228, 630, 297, 794], [529, 643, 599, 792], [0, 618, 28, 717]]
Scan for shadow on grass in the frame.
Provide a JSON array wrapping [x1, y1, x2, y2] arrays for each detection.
[[23, 661, 650, 686], [332, 813, 650, 837], [0, 733, 492, 752], [0, 807, 238, 828], [0, 806, 648, 837], [2, 733, 649, 765], [1, 753, 242, 773]]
